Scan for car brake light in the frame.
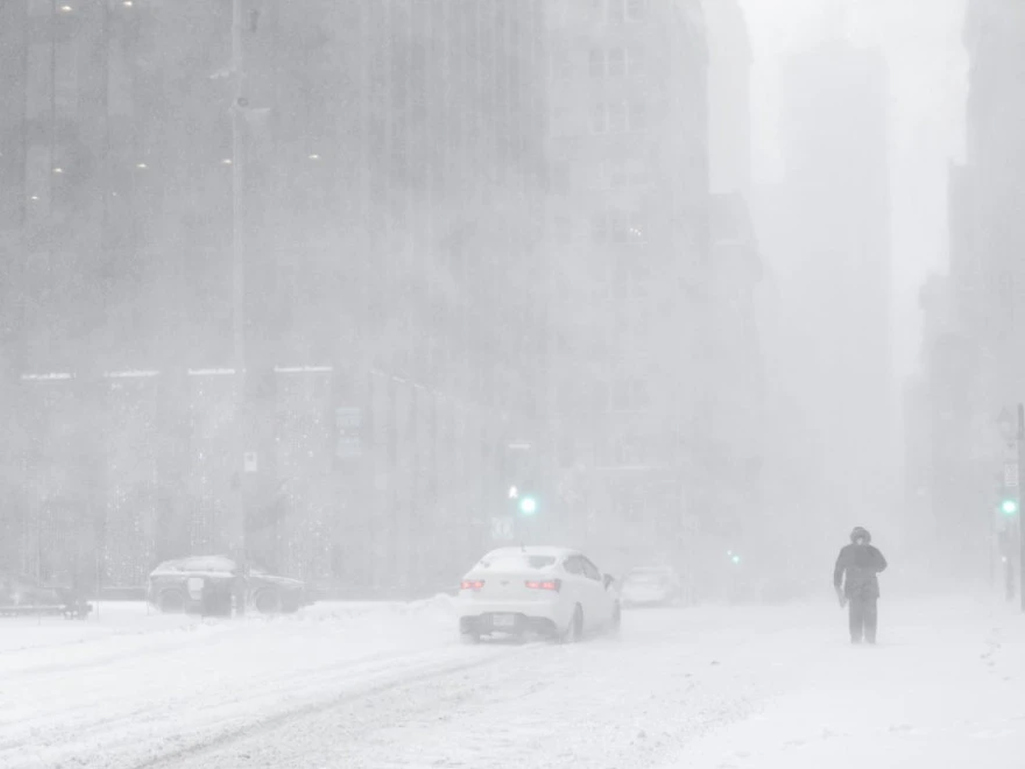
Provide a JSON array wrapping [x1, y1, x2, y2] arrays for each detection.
[[525, 579, 561, 592], [461, 580, 485, 591]]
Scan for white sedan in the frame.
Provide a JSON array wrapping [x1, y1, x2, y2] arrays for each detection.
[[457, 546, 621, 643], [620, 566, 684, 607]]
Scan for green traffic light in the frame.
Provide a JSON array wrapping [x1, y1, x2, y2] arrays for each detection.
[[519, 496, 538, 516], [1002, 499, 1019, 516], [731, 554, 741, 565]]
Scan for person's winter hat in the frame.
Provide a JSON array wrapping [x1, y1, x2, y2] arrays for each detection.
[[850, 526, 871, 543]]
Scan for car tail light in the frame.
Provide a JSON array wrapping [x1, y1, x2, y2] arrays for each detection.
[[525, 579, 561, 592], [461, 580, 485, 591]]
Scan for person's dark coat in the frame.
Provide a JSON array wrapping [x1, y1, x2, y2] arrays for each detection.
[[833, 542, 887, 600]]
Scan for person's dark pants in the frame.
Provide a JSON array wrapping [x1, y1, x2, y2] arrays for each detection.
[[848, 594, 878, 644]]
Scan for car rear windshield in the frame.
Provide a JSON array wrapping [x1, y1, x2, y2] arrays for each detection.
[[479, 555, 557, 571]]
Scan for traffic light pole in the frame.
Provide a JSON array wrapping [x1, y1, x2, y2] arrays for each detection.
[[1017, 403, 1025, 613]]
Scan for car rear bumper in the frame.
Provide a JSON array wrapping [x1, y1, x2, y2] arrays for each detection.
[[460, 612, 559, 636], [459, 600, 565, 636]]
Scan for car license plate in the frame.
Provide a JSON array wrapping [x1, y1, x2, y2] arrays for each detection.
[[492, 613, 517, 628]]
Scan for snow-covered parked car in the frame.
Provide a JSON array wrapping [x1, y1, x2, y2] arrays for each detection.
[[0, 572, 92, 619], [620, 566, 684, 607], [457, 546, 621, 643], [147, 556, 308, 615]]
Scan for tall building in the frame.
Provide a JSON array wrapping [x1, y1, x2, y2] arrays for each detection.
[[703, 0, 752, 196], [904, 0, 1025, 577], [0, 0, 550, 591], [544, 0, 711, 570], [701, 1, 765, 573], [772, 40, 895, 542]]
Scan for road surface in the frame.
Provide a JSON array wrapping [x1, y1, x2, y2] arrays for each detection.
[[1, 595, 1023, 768]]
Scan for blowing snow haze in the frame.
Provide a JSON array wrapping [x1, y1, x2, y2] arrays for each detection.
[[2, 1, 1025, 768]]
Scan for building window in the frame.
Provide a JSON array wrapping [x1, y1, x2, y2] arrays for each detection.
[[612, 380, 649, 412], [627, 0, 648, 21], [629, 101, 647, 131], [550, 50, 572, 80], [591, 48, 636, 79], [549, 161, 570, 192], [608, 101, 627, 133], [592, 101, 645, 133], [628, 46, 645, 74], [607, 48, 626, 77], [607, 0, 625, 23], [553, 216, 573, 244]]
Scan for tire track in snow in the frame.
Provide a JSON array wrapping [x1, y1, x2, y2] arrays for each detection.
[[0, 640, 537, 769]]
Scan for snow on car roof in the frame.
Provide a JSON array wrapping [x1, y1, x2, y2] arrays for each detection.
[[150, 556, 237, 576], [482, 546, 578, 559]]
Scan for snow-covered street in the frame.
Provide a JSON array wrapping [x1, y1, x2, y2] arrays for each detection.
[[2, 594, 1024, 768]]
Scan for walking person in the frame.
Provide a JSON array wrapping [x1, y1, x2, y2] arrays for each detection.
[[833, 526, 887, 644]]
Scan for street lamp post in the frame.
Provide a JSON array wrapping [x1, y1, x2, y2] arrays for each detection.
[[230, 0, 248, 613]]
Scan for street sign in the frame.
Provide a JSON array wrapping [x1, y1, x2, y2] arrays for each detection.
[[335, 406, 362, 459], [1005, 462, 1019, 489], [490, 516, 515, 541]]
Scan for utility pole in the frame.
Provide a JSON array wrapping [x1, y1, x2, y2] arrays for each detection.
[[230, 0, 248, 613]]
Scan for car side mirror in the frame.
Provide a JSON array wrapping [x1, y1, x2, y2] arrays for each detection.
[[603, 574, 614, 589]]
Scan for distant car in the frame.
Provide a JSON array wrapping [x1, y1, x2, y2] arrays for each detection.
[[457, 546, 621, 643], [0, 572, 92, 619], [147, 556, 308, 615], [620, 566, 683, 607]]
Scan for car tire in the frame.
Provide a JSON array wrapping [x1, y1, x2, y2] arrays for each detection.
[[280, 593, 301, 614], [254, 589, 281, 614], [460, 630, 481, 645], [157, 590, 186, 614]]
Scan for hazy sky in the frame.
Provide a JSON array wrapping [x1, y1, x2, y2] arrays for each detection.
[[739, 0, 969, 379]]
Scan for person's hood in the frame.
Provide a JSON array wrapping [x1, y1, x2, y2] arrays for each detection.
[[850, 526, 872, 544]]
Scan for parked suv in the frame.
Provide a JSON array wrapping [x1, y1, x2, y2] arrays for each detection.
[[147, 556, 308, 615]]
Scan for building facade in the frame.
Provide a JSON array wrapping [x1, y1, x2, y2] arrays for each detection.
[[703, 0, 751, 197], [0, 0, 550, 592], [905, 0, 1025, 580], [544, 0, 711, 572]]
